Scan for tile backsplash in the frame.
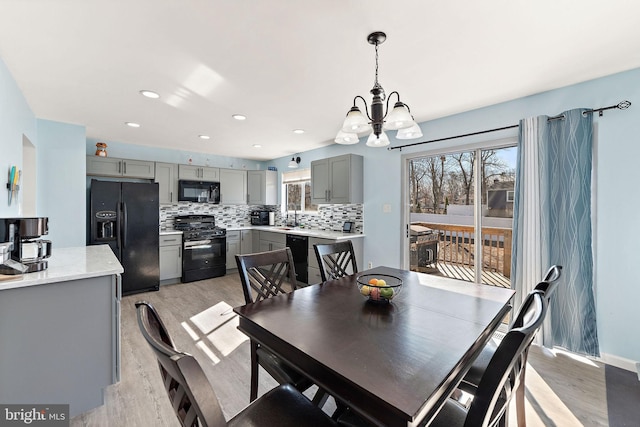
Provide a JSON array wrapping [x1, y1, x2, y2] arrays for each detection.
[[160, 203, 363, 234]]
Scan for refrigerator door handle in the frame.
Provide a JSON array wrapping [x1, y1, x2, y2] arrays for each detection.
[[122, 202, 128, 247], [116, 202, 122, 252]]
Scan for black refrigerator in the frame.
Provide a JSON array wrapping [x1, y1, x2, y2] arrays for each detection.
[[89, 179, 159, 295]]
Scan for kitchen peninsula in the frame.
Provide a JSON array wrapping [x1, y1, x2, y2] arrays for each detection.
[[0, 245, 123, 417]]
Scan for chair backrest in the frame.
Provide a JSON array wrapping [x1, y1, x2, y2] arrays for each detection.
[[464, 291, 548, 427], [235, 248, 298, 304], [136, 301, 227, 427], [534, 264, 563, 300], [313, 240, 358, 282]]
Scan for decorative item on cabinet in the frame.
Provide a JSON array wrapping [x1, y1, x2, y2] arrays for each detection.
[[95, 142, 108, 157]]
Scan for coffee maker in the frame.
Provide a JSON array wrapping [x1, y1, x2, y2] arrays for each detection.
[[0, 217, 51, 275]]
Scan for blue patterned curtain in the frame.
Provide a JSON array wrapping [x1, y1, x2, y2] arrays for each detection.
[[512, 108, 599, 356]]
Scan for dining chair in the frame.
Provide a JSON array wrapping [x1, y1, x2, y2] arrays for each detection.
[[313, 240, 358, 282], [135, 301, 338, 427], [235, 248, 320, 403], [337, 291, 548, 427], [459, 264, 562, 427]]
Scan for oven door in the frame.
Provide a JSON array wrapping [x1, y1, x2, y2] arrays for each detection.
[[183, 238, 224, 269]]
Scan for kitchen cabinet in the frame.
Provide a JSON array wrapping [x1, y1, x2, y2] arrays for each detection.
[[307, 236, 364, 285], [159, 234, 182, 283], [247, 170, 277, 205], [240, 230, 254, 254], [220, 168, 247, 204], [155, 162, 179, 204], [311, 153, 363, 204], [258, 231, 286, 252], [226, 230, 241, 269], [178, 164, 220, 181], [87, 156, 155, 179]]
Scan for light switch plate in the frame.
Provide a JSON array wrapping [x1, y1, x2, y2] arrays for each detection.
[[383, 204, 391, 213]]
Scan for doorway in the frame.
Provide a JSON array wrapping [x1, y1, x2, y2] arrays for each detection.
[[402, 139, 517, 287]]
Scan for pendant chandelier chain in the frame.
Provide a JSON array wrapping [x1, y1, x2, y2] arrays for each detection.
[[372, 41, 385, 101]]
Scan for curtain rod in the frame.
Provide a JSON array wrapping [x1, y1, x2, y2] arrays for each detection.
[[388, 100, 631, 151]]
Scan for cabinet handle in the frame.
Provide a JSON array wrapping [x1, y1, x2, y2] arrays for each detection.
[[123, 162, 127, 175], [164, 238, 178, 242], [170, 191, 173, 203], [118, 161, 122, 174], [179, 246, 182, 258], [327, 190, 330, 201]]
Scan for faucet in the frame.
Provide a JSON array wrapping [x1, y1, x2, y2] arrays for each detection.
[[287, 203, 299, 227]]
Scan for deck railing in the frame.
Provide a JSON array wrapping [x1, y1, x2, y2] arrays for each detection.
[[412, 222, 512, 279]]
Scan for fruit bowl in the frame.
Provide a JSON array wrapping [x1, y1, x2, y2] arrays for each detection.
[[356, 274, 403, 303]]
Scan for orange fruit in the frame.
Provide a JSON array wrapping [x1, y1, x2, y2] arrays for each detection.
[[368, 278, 379, 286]]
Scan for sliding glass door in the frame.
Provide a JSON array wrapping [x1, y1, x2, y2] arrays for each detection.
[[403, 140, 517, 287]]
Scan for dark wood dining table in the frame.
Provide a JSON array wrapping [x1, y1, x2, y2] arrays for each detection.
[[233, 266, 514, 427]]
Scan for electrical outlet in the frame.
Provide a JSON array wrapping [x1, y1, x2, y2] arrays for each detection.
[[368, 261, 373, 269]]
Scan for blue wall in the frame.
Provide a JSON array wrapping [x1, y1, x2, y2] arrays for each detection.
[[0, 57, 37, 218], [37, 119, 86, 247], [85, 137, 268, 171], [270, 68, 640, 367]]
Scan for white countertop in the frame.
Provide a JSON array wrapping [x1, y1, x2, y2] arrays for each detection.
[[228, 226, 365, 240], [0, 245, 123, 291]]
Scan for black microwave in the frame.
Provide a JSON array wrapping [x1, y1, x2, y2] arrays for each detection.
[[178, 180, 220, 203]]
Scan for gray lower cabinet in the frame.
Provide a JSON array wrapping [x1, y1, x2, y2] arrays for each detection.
[[240, 230, 254, 254], [87, 156, 155, 179], [226, 230, 241, 269], [159, 234, 182, 283], [259, 231, 286, 252], [307, 237, 364, 284], [155, 162, 179, 204], [227, 230, 257, 271]]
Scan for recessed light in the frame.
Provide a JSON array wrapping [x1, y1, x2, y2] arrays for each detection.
[[293, 129, 305, 134], [252, 144, 262, 148], [139, 90, 160, 99], [198, 135, 211, 140], [232, 114, 247, 121], [125, 122, 141, 128]]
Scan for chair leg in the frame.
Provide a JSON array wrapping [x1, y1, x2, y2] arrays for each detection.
[[516, 365, 527, 427], [250, 341, 259, 402], [515, 350, 530, 427]]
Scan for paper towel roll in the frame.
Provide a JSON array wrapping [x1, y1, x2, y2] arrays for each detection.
[[268, 211, 275, 226]]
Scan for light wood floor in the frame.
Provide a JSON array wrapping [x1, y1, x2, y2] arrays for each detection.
[[71, 272, 611, 426]]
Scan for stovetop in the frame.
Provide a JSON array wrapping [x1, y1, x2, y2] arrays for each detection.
[[174, 215, 226, 240]]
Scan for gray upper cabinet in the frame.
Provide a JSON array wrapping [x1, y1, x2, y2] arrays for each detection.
[[220, 168, 247, 204], [87, 156, 155, 179], [178, 164, 220, 181], [155, 162, 178, 204], [247, 170, 277, 205], [311, 154, 363, 204]]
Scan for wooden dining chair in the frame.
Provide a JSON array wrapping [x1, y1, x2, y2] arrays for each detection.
[[235, 248, 320, 403], [135, 301, 338, 427], [458, 264, 562, 427], [313, 240, 358, 282], [336, 291, 548, 427]]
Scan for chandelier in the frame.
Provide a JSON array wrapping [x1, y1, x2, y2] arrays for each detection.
[[335, 31, 422, 147]]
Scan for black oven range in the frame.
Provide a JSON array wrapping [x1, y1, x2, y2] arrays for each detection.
[[174, 215, 226, 282]]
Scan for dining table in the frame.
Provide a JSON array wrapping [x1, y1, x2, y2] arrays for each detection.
[[233, 266, 515, 427]]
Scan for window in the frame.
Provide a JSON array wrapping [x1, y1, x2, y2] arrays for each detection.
[[506, 190, 515, 203], [282, 169, 317, 214]]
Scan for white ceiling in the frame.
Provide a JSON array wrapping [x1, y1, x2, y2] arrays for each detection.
[[1, 1, 639, 161]]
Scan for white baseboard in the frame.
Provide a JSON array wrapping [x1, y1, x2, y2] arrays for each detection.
[[598, 352, 639, 375]]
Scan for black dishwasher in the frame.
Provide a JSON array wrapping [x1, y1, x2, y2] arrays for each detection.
[[286, 234, 308, 284]]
